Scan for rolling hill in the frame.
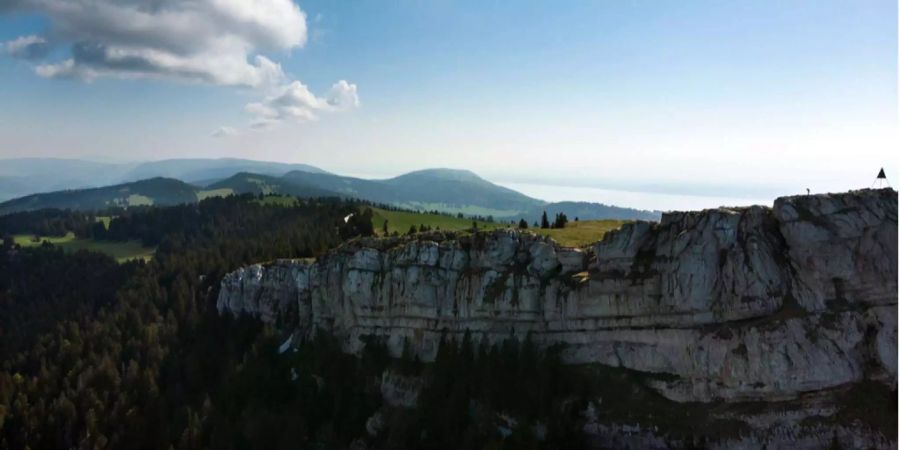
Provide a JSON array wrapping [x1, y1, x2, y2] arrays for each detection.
[[206, 172, 337, 198], [0, 171, 342, 215], [0, 178, 200, 214], [282, 168, 542, 217], [0, 164, 660, 222], [121, 158, 329, 184], [281, 168, 659, 220], [0, 157, 330, 201], [0, 176, 33, 202], [0, 158, 131, 201]]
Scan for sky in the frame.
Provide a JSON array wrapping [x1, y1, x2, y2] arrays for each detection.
[[0, 0, 897, 201]]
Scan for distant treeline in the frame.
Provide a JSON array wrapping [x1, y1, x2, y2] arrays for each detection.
[[0, 194, 377, 245], [0, 194, 593, 246], [344, 196, 504, 224], [0, 209, 108, 238]]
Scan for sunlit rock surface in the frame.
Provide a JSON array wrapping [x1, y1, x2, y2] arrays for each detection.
[[218, 188, 898, 448]]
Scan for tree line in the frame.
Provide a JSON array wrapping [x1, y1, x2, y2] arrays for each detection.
[[0, 194, 712, 449]]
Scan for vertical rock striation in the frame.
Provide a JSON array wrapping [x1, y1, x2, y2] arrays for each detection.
[[217, 188, 898, 446]]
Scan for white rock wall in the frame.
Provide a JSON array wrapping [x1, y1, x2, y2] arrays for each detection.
[[217, 189, 897, 404]]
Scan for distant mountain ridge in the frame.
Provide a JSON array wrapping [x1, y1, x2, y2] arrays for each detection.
[[120, 158, 329, 184], [207, 172, 336, 199], [0, 157, 329, 201], [0, 158, 661, 221], [0, 158, 127, 200], [280, 168, 540, 217], [278, 168, 659, 221], [0, 178, 198, 214]]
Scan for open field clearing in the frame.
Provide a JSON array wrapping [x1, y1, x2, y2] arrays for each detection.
[[13, 232, 155, 262]]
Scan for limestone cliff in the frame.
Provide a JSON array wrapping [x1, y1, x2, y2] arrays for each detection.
[[217, 188, 897, 447]]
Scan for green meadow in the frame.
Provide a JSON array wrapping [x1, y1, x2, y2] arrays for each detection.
[[368, 207, 627, 247], [12, 232, 156, 263], [197, 188, 234, 200], [530, 219, 627, 247], [369, 207, 508, 235]]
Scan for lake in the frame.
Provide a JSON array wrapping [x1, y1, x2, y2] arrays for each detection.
[[496, 182, 774, 212]]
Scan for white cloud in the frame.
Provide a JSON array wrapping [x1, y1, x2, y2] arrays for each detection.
[[3, 34, 49, 59], [245, 80, 360, 127], [3, 0, 306, 88], [2, 0, 359, 132], [211, 126, 239, 137], [326, 80, 361, 111]]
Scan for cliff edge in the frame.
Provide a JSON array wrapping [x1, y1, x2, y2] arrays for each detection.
[[217, 188, 898, 447]]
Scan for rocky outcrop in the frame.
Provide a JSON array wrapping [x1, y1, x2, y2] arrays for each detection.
[[218, 189, 897, 446]]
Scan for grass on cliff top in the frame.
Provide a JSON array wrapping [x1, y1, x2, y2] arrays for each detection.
[[531, 219, 628, 247], [369, 207, 508, 236], [368, 207, 627, 247], [13, 232, 156, 263]]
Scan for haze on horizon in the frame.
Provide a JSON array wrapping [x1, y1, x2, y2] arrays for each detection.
[[1, 0, 897, 203]]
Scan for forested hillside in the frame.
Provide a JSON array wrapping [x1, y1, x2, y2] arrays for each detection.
[[206, 172, 336, 199], [0, 196, 354, 448], [0, 158, 330, 202], [0, 195, 614, 449], [0, 164, 661, 222], [0, 178, 199, 215]]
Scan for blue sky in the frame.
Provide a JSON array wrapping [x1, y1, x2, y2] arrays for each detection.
[[0, 0, 896, 199]]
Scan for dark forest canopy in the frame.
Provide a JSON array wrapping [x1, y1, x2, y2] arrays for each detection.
[[0, 194, 693, 449], [0, 195, 356, 448]]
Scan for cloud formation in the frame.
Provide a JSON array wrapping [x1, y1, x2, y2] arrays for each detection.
[[3, 0, 304, 87], [245, 80, 360, 128], [3, 34, 49, 59], [211, 126, 239, 138], [2, 0, 358, 129]]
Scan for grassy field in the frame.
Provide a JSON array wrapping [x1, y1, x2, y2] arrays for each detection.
[[369, 207, 508, 235], [125, 194, 154, 206], [198, 188, 234, 200], [96, 215, 113, 228], [530, 219, 627, 247], [368, 207, 626, 247], [12, 233, 77, 247], [13, 232, 156, 263]]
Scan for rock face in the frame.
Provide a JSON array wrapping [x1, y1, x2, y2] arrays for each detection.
[[218, 189, 897, 446]]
